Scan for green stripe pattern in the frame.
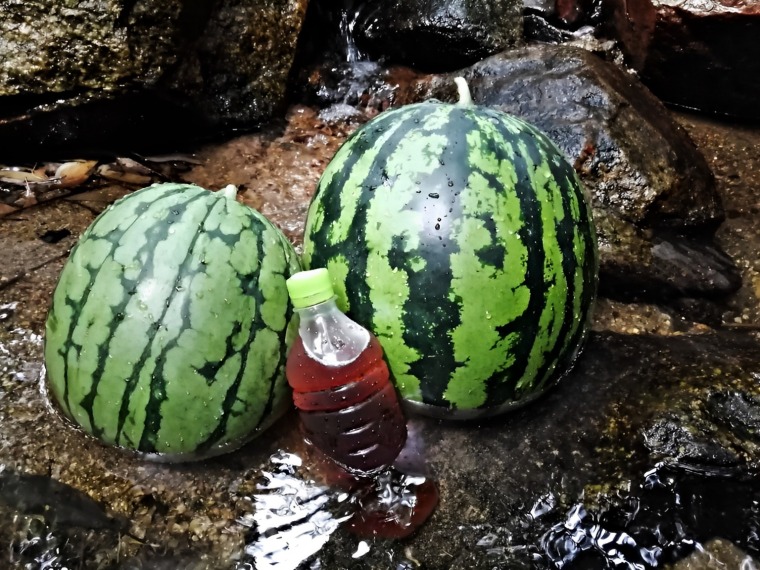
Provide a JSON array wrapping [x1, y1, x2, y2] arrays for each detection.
[[303, 102, 597, 414], [45, 183, 300, 458]]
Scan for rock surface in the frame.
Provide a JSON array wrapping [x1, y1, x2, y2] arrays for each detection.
[[0, 0, 185, 96], [422, 46, 721, 229], [522, 0, 760, 119], [352, 0, 523, 71], [604, 0, 760, 119], [0, 0, 308, 159], [595, 210, 741, 301], [522, 0, 604, 41]]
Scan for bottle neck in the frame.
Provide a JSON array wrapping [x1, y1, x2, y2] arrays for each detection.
[[295, 298, 370, 367]]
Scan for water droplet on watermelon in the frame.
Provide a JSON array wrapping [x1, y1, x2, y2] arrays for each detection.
[[435, 223, 440, 230], [447, 181, 454, 187], [428, 193, 439, 199]]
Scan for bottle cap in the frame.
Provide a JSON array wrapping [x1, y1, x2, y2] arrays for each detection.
[[286, 268, 335, 309]]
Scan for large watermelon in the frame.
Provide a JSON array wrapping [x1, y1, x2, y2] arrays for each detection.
[[303, 79, 597, 418], [45, 183, 301, 460]]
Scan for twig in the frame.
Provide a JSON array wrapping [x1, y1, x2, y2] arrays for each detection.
[[0, 251, 70, 292]]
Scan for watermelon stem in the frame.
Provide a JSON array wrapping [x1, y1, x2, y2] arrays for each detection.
[[454, 77, 473, 107], [221, 184, 238, 200]]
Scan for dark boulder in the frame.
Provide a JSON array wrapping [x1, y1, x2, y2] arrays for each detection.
[[595, 211, 741, 302], [522, 0, 604, 41], [0, 0, 308, 159], [448, 45, 722, 229], [603, 0, 760, 119], [352, 0, 523, 72]]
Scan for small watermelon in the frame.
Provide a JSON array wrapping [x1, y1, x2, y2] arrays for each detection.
[[44, 183, 301, 460], [303, 78, 598, 419]]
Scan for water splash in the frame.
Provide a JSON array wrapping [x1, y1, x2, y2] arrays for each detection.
[[337, 5, 366, 63], [237, 448, 438, 569], [0, 324, 43, 384], [238, 452, 351, 570], [541, 504, 662, 569]]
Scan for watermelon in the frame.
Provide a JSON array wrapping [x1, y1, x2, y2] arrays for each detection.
[[303, 79, 597, 418], [44, 183, 301, 460]]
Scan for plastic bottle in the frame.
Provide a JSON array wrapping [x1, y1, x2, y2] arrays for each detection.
[[285, 268, 407, 474]]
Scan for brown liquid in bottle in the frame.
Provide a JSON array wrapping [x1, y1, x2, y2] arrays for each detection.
[[286, 335, 407, 473]]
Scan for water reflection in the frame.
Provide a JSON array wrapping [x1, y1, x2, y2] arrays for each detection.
[[237, 449, 437, 569], [540, 461, 760, 568], [237, 452, 351, 570], [542, 504, 662, 569]]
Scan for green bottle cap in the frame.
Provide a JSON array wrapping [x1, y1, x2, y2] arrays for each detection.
[[286, 268, 335, 309]]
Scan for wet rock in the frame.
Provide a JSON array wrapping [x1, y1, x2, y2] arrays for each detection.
[[706, 390, 760, 442], [352, 0, 523, 72], [166, 0, 308, 125], [0, 91, 217, 162], [642, 414, 743, 471], [0, 1, 185, 96], [292, 0, 369, 65], [671, 538, 760, 569], [0, 0, 307, 159], [522, 0, 603, 41], [554, 0, 602, 25], [599, 0, 657, 70], [596, 211, 741, 302], [314, 331, 760, 569], [0, 471, 127, 532], [450, 45, 721, 229], [675, 112, 760, 326], [523, 13, 576, 42], [605, 0, 760, 119]]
